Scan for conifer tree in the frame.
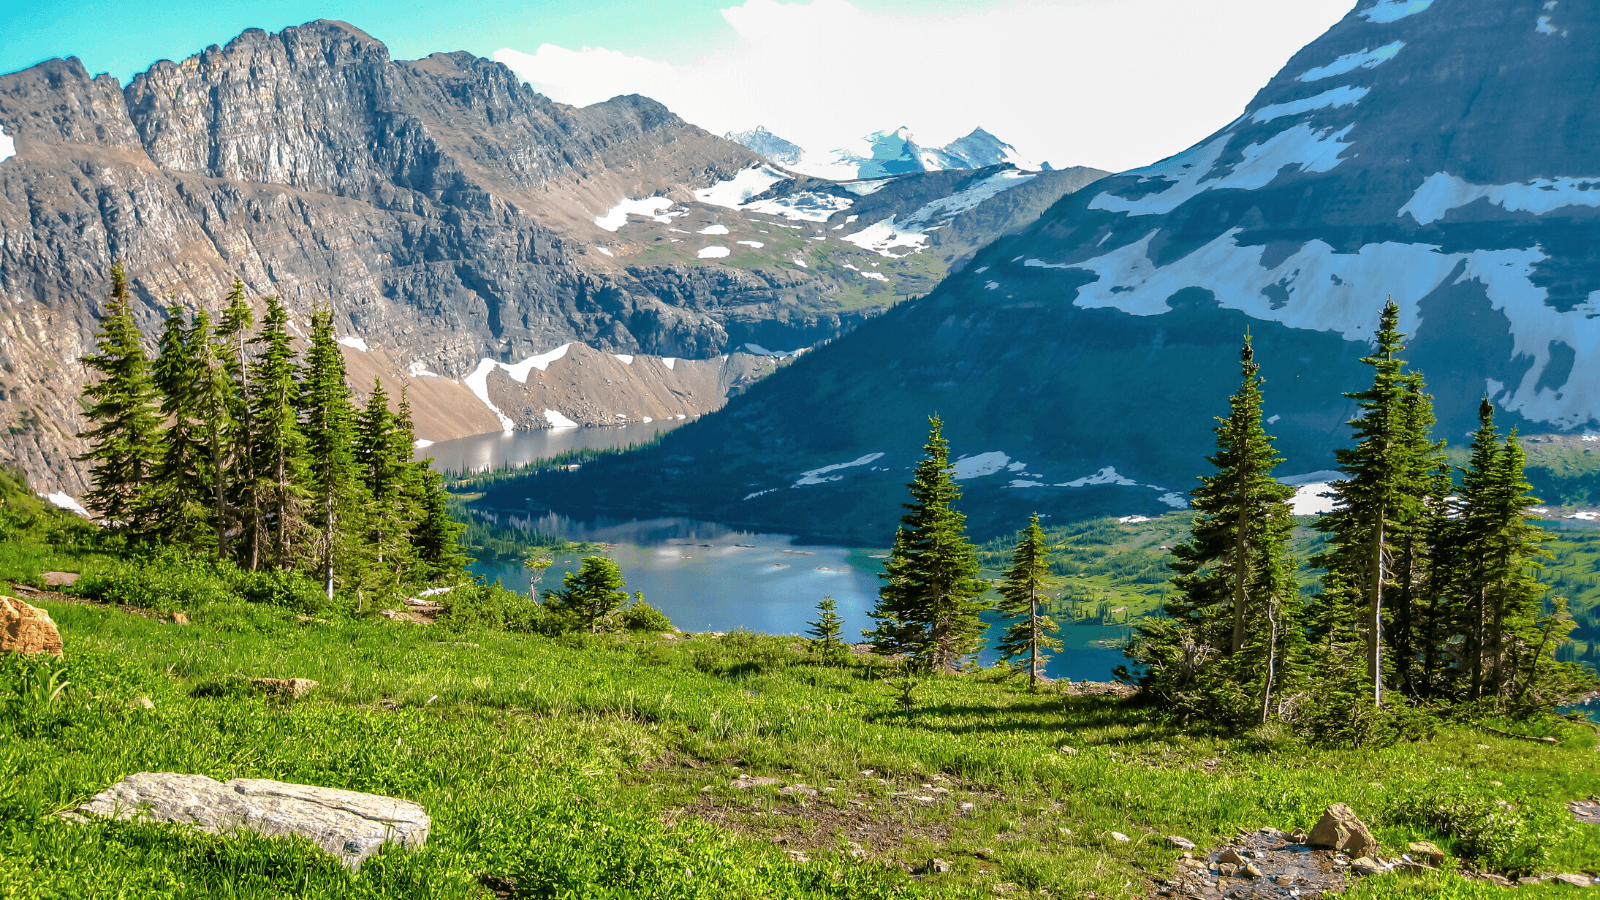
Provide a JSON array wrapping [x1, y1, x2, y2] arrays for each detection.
[[147, 305, 216, 546], [996, 513, 1062, 690], [866, 415, 989, 673], [215, 283, 256, 563], [300, 306, 364, 599], [1128, 337, 1299, 722], [245, 297, 308, 570], [356, 379, 419, 590], [79, 262, 161, 528], [807, 595, 847, 662], [545, 556, 630, 632], [402, 390, 469, 580], [1313, 300, 1430, 707], [1386, 378, 1448, 697], [188, 310, 240, 554], [1454, 403, 1552, 703]]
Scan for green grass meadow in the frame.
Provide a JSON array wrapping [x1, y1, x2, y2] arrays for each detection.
[[4, 583, 1598, 899]]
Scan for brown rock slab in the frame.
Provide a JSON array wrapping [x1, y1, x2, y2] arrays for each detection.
[[1571, 800, 1600, 826], [1407, 840, 1446, 866], [40, 572, 78, 587], [1, 596, 64, 657], [1307, 803, 1378, 857], [730, 776, 781, 790], [1554, 873, 1595, 887], [1168, 835, 1196, 850]]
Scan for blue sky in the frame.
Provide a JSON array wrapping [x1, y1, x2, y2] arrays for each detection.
[[2, 0, 1357, 173]]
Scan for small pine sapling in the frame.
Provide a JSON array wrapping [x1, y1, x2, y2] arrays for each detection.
[[807, 595, 848, 662]]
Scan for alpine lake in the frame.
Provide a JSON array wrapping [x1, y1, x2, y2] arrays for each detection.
[[425, 424, 1130, 681]]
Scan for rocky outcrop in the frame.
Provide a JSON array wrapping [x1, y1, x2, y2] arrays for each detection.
[[0, 596, 64, 657], [0, 20, 866, 496], [1306, 803, 1378, 858], [70, 772, 429, 869]]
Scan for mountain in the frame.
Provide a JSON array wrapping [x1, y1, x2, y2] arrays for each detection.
[[0, 21, 1099, 504], [724, 126, 804, 166], [503, 0, 1600, 543], [766, 127, 1043, 181]]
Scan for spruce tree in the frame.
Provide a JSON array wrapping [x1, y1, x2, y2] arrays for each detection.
[[147, 305, 214, 546], [1385, 377, 1448, 698], [79, 262, 161, 528], [401, 389, 469, 580], [807, 595, 847, 662], [1129, 336, 1298, 722], [866, 415, 989, 673], [215, 283, 256, 564], [545, 556, 630, 632], [300, 306, 364, 599], [246, 297, 308, 570], [357, 379, 422, 589], [1313, 300, 1430, 707], [189, 310, 240, 555], [996, 513, 1062, 690]]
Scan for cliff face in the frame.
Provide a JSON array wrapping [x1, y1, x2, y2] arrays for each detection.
[[0, 21, 870, 496]]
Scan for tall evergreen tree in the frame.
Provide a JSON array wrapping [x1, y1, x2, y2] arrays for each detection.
[[401, 389, 469, 580], [866, 415, 989, 673], [996, 513, 1062, 690], [356, 379, 419, 590], [215, 283, 256, 563], [147, 305, 215, 546], [1126, 336, 1299, 722], [189, 310, 240, 555], [245, 296, 308, 570], [300, 306, 364, 599], [1313, 300, 1431, 707], [79, 262, 161, 528], [1387, 378, 1448, 697]]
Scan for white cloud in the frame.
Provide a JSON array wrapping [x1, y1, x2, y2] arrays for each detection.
[[494, 0, 1352, 174]]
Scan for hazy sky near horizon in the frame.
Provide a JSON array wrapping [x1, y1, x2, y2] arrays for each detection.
[[4, 0, 1355, 172]]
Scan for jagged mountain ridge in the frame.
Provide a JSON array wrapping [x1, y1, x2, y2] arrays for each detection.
[[730, 125, 1041, 181], [520, 0, 1600, 543]]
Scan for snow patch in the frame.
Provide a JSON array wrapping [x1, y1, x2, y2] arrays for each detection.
[[1267, 414, 1281, 424], [406, 361, 441, 378], [1299, 41, 1405, 81], [1536, 15, 1557, 33], [843, 180, 890, 197], [336, 336, 369, 352], [737, 240, 765, 248], [744, 488, 777, 501], [44, 492, 88, 516], [661, 358, 677, 370], [1009, 480, 1045, 488], [952, 452, 1011, 480], [743, 343, 807, 358], [1090, 125, 1355, 217], [1569, 511, 1600, 522], [1024, 259, 1073, 270], [1157, 493, 1190, 509], [544, 409, 579, 428], [1251, 86, 1369, 124], [794, 452, 886, 487], [614, 354, 634, 365], [1290, 483, 1338, 517], [1359, 0, 1434, 23], [504, 344, 570, 382], [741, 193, 854, 222], [698, 223, 730, 235], [985, 281, 1000, 290], [694, 164, 789, 208], [861, 272, 889, 282], [596, 246, 614, 257], [841, 217, 929, 257], [1059, 467, 1139, 488], [1402, 172, 1600, 225], [0, 126, 13, 165], [464, 359, 515, 432], [595, 197, 674, 232], [413, 439, 435, 449], [1116, 515, 1151, 524], [699, 246, 731, 259]]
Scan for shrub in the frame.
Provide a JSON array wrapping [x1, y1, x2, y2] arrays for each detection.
[[618, 597, 674, 633], [1387, 777, 1574, 873], [439, 579, 549, 634]]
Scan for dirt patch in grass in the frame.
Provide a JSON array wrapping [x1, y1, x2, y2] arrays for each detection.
[[672, 790, 958, 861]]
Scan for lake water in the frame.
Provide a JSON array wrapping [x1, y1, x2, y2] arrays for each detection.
[[420, 420, 688, 474], [468, 508, 1131, 682]]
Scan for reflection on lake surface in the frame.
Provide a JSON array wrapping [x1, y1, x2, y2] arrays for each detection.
[[470, 511, 1131, 682], [421, 420, 687, 473]]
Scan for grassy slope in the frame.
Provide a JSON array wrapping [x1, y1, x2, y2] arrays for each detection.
[[3, 589, 1598, 900]]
